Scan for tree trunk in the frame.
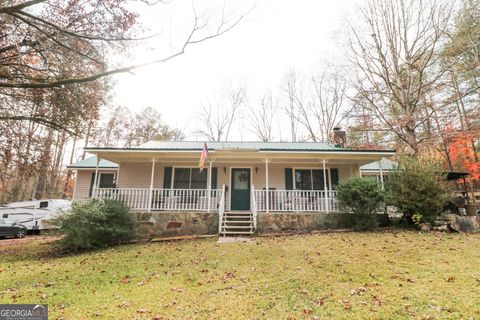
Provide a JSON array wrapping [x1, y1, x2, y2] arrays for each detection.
[[35, 129, 54, 199]]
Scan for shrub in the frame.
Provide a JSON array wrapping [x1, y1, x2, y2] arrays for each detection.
[[336, 177, 386, 230], [386, 156, 449, 225], [53, 199, 134, 251]]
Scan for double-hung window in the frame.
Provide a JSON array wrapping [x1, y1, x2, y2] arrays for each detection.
[[173, 168, 208, 189], [294, 169, 329, 190]]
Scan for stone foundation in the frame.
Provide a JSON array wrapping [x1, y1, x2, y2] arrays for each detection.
[[132, 211, 218, 239], [132, 211, 391, 238], [257, 212, 390, 233]]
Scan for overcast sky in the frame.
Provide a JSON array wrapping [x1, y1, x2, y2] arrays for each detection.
[[112, 0, 357, 141]]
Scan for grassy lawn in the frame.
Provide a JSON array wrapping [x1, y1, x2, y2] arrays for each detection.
[[1, 232, 480, 319]]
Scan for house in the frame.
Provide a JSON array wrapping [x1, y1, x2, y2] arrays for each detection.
[[69, 140, 395, 237]]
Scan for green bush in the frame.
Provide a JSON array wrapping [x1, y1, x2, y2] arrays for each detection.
[[53, 199, 134, 251], [386, 156, 448, 225], [336, 177, 386, 230]]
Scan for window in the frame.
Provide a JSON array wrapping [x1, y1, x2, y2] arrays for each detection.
[[294, 169, 329, 190], [173, 168, 207, 189], [99, 173, 115, 188], [39, 201, 48, 208]]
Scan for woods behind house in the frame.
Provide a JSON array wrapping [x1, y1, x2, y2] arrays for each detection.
[[1, 0, 479, 202]]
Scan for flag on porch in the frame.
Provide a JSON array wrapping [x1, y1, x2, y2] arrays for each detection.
[[199, 143, 209, 172]]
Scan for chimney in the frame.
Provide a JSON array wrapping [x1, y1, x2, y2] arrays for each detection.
[[331, 127, 346, 147]]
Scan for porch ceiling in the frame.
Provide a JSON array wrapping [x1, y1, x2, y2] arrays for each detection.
[[88, 149, 395, 166]]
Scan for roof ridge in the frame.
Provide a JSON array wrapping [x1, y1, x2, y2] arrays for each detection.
[[142, 140, 333, 144]]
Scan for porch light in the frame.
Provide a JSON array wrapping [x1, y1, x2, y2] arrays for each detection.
[[223, 166, 227, 174], [255, 166, 259, 174]]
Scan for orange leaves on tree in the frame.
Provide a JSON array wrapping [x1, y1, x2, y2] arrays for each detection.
[[447, 131, 480, 181]]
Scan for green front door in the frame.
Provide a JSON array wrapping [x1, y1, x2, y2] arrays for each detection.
[[231, 168, 251, 210]]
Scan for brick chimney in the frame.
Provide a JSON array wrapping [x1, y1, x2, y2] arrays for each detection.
[[331, 127, 346, 147]]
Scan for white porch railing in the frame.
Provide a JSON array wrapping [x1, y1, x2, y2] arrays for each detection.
[[94, 188, 150, 210], [93, 187, 338, 213], [93, 188, 223, 211], [251, 184, 258, 229], [253, 189, 339, 212]]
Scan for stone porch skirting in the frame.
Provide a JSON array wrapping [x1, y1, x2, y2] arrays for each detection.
[[132, 212, 390, 238]]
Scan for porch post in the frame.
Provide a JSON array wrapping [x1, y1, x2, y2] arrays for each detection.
[[322, 159, 329, 213], [115, 164, 120, 187], [207, 160, 213, 212], [94, 156, 100, 198], [148, 159, 156, 212], [379, 159, 385, 190], [265, 159, 270, 213]]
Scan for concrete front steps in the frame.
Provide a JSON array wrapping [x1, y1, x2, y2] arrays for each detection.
[[220, 212, 254, 237]]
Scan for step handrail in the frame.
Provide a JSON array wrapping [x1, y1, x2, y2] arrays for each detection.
[[251, 184, 257, 230], [218, 184, 226, 234]]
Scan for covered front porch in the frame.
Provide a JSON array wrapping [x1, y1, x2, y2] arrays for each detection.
[[87, 146, 392, 215]]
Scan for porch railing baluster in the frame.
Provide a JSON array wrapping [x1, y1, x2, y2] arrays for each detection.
[[92, 188, 337, 213]]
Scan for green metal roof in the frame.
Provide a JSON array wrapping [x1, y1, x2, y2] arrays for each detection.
[[85, 141, 395, 153], [360, 158, 397, 172], [67, 156, 118, 169]]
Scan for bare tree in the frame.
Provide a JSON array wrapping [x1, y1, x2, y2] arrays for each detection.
[[346, 0, 454, 154], [282, 70, 302, 142], [195, 85, 246, 141], [248, 92, 278, 142], [0, 1, 251, 132], [0, 1, 249, 89], [281, 68, 349, 142]]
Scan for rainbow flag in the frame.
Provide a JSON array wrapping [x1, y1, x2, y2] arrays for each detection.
[[199, 143, 209, 171]]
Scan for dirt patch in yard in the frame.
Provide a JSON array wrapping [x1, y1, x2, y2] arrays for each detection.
[[0, 235, 58, 257]]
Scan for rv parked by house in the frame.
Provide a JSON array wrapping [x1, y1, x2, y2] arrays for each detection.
[[0, 199, 71, 233]]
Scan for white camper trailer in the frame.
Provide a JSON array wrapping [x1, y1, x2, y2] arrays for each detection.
[[0, 199, 71, 233]]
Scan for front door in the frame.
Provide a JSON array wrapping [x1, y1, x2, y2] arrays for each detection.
[[231, 168, 251, 210]]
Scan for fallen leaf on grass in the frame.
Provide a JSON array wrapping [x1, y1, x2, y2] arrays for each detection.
[[314, 298, 324, 306], [120, 275, 130, 284], [339, 300, 351, 310], [221, 271, 236, 282], [350, 287, 367, 296], [136, 308, 150, 314], [163, 301, 177, 308], [303, 309, 313, 315]]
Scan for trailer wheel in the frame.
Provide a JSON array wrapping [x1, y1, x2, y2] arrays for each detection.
[[16, 230, 26, 238]]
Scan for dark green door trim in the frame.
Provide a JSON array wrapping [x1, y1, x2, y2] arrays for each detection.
[[230, 168, 251, 211]]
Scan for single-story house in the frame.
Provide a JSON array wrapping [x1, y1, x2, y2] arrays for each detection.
[[69, 140, 395, 237]]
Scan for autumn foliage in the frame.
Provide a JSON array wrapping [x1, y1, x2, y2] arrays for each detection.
[[447, 131, 480, 182]]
